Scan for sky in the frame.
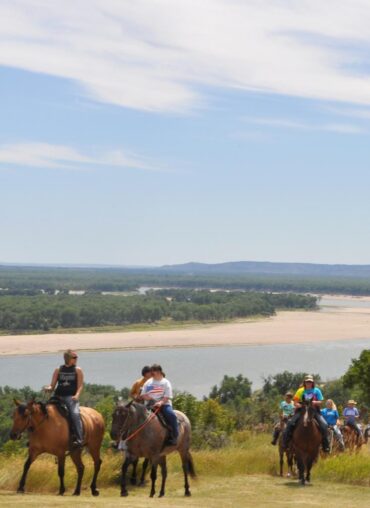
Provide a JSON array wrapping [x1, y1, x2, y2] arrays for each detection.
[[1, 0, 370, 266]]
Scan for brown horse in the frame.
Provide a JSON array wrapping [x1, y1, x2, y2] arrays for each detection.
[[291, 400, 322, 485], [110, 401, 195, 498], [10, 399, 105, 496], [278, 418, 295, 477], [342, 424, 363, 452]]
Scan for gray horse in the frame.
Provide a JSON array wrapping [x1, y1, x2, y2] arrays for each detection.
[[110, 401, 195, 497]]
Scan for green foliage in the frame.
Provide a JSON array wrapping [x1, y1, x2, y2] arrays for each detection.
[[343, 349, 370, 406], [209, 374, 252, 404], [0, 290, 316, 332], [262, 371, 321, 397]]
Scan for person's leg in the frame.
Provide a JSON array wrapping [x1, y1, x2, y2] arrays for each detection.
[[333, 425, 345, 450], [271, 421, 281, 445], [282, 411, 300, 449], [161, 405, 179, 444], [314, 413, 330, 452], [62, 396, 83, 445]]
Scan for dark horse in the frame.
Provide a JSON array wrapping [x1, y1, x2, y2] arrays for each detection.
[[278, 418, 295, 477], [110, 401, 195, 498], [10, 399, 105, 496], [291, 399, 321, 485]]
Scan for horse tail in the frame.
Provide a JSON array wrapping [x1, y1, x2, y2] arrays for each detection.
[[186, 452, 196, 478]]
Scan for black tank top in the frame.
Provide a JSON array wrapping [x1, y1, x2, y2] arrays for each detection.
[[55, 365, 78, 396]]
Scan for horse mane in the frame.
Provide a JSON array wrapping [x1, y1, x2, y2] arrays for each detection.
[[18, 404, 27, 415], [38, 401, 48, 417]]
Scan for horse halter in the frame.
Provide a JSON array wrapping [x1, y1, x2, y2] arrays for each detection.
[[16, 404, 48, 435]]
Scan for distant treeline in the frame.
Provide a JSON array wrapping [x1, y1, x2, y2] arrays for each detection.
[[1, 265, 370, 295], [0, 290, 317, 332]]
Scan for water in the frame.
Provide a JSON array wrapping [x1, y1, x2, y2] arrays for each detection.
[[0, 339, 369, 398]]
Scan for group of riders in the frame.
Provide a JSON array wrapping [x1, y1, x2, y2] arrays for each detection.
[[45, 352, 368, 451], [45, 350, 179, 448], [271, 374, 370, 452]]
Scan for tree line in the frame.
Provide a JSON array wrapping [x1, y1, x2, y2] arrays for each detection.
[[1, 350, 368, 453], [0, 290, 317, 332], [2, 265, 370, 295]]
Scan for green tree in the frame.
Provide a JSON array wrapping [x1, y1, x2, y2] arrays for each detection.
[[209, 374, 252, 404], [343, 349, 370, 406]]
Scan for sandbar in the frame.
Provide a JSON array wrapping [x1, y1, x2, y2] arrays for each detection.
[[0, 302, 370, 356]]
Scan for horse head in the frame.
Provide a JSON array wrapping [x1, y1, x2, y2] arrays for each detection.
[[301, 396, 316, 427], [110, 400, 135, 441], [10, 399, 36, 440]]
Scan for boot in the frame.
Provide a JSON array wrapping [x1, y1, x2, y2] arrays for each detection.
[[322, 435, 330, 453], [271, 429, 280, 445]]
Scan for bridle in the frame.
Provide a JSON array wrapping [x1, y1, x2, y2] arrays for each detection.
[[116, 402, 161, 443], [15, 404, 48, 437]]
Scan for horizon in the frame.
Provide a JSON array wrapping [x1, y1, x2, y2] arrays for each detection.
[[1, 2, 370, 265]]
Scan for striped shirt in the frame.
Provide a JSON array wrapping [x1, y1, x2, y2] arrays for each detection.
[[142, 377, 173, 406]]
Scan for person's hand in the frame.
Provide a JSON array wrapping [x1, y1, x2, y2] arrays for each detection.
[[72, 395, 79, 401], [44, 385, 52, 392], [154, 401, 163, 408]]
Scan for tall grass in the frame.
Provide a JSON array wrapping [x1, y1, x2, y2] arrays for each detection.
[[0, 432, 369, 494]]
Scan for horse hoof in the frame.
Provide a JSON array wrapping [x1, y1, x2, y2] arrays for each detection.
[[17, 489, 25, 494], [92, 489, 100, 496], [73, 491, 81, 496], [185, 491, 191, 497], [121, 491, 128, 497], [150, 493, 155, 498], [159, 493, 165, 498], [58, 491, 65, 496]]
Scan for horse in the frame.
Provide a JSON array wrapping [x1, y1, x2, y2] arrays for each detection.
[[278, 417, 295, 477], [110, 401, 195, 498], [10, 399, 105, 496], [291, 399, 322, 485], [342, 424, 363, 452]]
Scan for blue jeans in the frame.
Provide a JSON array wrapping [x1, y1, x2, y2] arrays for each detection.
[[161, 404, 179, 439], [59, 396, 83, 442]]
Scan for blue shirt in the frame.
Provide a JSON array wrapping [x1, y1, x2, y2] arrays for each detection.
[[321, 408, 339, 426], [280, 400, 295, 417], [343, 407, 359, 424]]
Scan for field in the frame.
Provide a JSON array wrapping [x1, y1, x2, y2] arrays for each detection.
[[1, 434, 369, 507]]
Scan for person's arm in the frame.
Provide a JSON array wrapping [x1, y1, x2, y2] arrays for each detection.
[[72, 367, 84, 401], [162, 379, 172, 405], [44, 368, 59, 392], [312, 388, 323, 407], [130, 381, 138, 399], [141, 382, 152, 401]]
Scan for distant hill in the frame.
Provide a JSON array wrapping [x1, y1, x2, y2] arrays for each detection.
[[158, 261, 370, 278]]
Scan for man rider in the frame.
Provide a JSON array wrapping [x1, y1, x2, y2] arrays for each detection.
[[141, 364, 178, 446], [45, 349, 84, 448], [130, 365, 152, 400], [282, 374, 330, 453]]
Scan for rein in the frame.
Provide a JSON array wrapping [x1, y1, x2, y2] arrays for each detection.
[[121, 405, 161, 443]]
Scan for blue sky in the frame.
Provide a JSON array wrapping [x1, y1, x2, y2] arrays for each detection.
[[1, 1, 370, 266]]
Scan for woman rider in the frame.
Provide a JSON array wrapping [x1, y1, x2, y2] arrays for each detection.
[[45, 349, 84, 448], [141, 364, 178, 446], [282, 374, 330, 453], [321, 399, 345, 450]]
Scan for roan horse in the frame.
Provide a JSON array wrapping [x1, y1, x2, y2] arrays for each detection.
[[291, 399, 322, 485], [10, 399, 105, 496], [342, 424, 363, 452], [110, 401, 195, 497]]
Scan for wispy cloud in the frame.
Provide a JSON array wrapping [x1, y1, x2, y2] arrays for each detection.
[[243, 117, 367, 134], [2, 1, 370, 112], [0, 142, 161, 172]]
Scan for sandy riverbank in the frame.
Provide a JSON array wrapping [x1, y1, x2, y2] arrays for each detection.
[[1, 302, 370, 356]]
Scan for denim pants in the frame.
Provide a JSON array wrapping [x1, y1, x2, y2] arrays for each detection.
[[161, 404, 179, 439], [59, 396, 83, 442]]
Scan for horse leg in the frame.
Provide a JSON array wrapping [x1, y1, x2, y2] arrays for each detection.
[[17, 452, 36, 493], [180, 451, 193, 497], [139, 458, 149, 486], [57, 455, 66, 496], [120, 455, 132, 497], [305, 458, 313, 483], [279, 449, 284, 477], [150, 463, 158, 498], [70, 449, 85, 496], [88, 446, 102, 496], [296, 456, 305, 486], [130, 458, 138, 485], [158, 457, 167, 498], [287, 451, 293, 478]]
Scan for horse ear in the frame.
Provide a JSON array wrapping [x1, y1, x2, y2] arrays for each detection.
[[13, 398, 21, 406]]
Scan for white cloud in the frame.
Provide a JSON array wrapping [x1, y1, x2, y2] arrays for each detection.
[[0, 142, 160, 171], [243, 117, 367, 134], [2, 1, 370, 112]]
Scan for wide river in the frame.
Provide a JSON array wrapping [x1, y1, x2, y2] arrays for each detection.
[[0, 298, 369, 398]]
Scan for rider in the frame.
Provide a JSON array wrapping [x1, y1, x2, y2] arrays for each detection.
[[343, 400, 363, 439], [321, 399, 345, 450], [141, 364, 179, 446], [282, 374, 330, 453], [45, 349, 84, 448], [271, 392, 295, 445], [130, 365, 152, 400]]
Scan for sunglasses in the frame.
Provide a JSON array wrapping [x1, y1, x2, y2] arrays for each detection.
[[71, 356, 78, 359]]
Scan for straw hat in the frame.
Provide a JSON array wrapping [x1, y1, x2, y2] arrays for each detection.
[[347, 400, 357, 405]]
